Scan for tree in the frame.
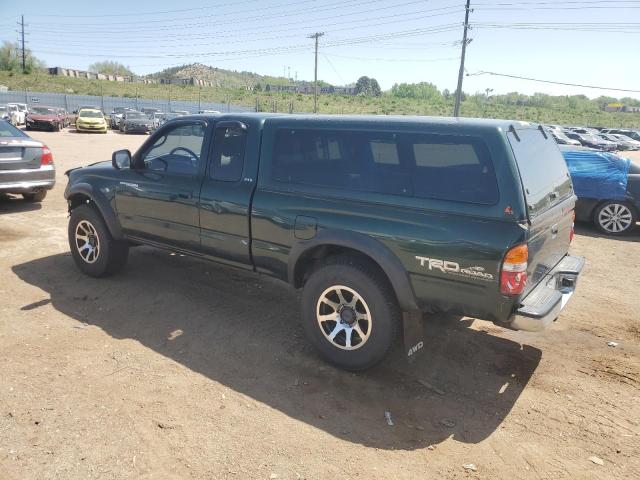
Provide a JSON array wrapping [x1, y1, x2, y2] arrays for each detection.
[[354, 76, 382, 97], [88, 60, 134, 77], [391, 82, 442, 102], [0, 41, 43, 73]]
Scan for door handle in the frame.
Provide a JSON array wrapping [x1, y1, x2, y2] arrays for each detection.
[[177, 193, 190, 199]]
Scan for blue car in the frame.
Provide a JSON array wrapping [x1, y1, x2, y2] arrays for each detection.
[[561, 147, 639, 235]]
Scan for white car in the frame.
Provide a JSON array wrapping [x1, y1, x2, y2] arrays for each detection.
[[4, 104, 21, 125], [7, 103, 27, 125]]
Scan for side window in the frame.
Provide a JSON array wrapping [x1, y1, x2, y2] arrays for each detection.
[[409, 134, 498, 204], [270, 128, 497, 205], [209, 125, 247, 182], [140, 123, 205, 176]]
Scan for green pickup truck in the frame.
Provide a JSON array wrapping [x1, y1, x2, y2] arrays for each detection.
[[65, 114, 584, 370]]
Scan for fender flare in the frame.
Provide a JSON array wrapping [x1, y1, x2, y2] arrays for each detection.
[[65, 182, 124, 240], [288, 229, 419, 312]]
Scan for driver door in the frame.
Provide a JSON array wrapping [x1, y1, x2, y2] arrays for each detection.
[[115, 120, 208, 252]]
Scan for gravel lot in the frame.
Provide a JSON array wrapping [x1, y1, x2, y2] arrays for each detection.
[[1, 128, 639, 479]]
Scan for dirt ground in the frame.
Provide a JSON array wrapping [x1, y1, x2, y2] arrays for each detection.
[[1, 129, 639, 480]]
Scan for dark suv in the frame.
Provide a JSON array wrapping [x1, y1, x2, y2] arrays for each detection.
[[64, 114, 584, 370]]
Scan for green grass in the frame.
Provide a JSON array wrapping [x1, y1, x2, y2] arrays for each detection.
[[2, 70, 639, 128]]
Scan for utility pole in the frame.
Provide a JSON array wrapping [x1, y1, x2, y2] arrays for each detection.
[[453, 0, 472, 117], [19, 15, 26, 73], [308, 32, 324, 114]]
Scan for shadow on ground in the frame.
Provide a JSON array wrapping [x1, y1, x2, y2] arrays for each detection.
[[13, 248, 541, 450], [575, 221, 640, 243], [0, 194, 42, 214]]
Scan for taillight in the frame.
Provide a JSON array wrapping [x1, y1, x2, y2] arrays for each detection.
[[570, 210, 575, 243], [500, 244, 528, 296], [41, 145, 53, 166]]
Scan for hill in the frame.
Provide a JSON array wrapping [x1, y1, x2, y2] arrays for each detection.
[[145, 63, 311, 89], [0, 70, 638, 129]]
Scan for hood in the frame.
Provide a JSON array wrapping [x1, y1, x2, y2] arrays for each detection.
[[28, 114, 59, 121], [78, 117, 104, 123], [65, 160, 112, 178]]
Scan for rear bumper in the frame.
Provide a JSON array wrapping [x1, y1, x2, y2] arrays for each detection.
[[509, 255, 585, 332], [0, 165, 56, 193]]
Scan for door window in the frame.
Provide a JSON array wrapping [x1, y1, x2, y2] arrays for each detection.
[[209, 125, 247, 182], [140, 123, 205, 176]]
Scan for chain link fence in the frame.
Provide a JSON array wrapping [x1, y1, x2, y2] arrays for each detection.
[[0, 90, 255, 114]]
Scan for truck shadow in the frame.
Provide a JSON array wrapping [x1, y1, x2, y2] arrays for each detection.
[[13, 249, 541, 451]]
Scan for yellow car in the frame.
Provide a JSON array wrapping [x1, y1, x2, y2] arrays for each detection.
[[75, 109, 107, 133]]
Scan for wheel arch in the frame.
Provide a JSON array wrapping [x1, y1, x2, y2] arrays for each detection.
[[288, 230, 419, 312], [66, 182, 124, 240]]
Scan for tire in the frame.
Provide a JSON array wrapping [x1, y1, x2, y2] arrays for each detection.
[[301, 256, 400, 371], [68, 204, 129, 277], [22, 190, 47, 202], [594, 201, 637, 235]]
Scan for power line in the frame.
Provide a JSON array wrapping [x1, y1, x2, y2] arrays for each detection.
[[24, 7, 464, 47], [29, 25, 461, 59], [27, 0, 432, 32], [467, 71, 640, 93]]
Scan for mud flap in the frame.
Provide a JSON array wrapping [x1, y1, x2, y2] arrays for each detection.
[[403, 310, 424, 363]]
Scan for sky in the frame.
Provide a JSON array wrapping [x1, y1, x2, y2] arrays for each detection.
[[1, 0, 639, 100]]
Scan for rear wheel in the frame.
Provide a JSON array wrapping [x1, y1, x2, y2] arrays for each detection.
[[301, 257, 400, 370], [594, 201, 636, 235], [22, 190, 47, 202], [68, 204, 129, 277]]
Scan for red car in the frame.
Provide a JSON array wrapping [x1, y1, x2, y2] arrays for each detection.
[[25, 106, 65, 132]]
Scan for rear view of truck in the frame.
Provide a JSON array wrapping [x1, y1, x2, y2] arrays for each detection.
[[504, 125, 584, 331]]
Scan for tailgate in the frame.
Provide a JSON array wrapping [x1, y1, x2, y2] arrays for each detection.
[[0, 141, 42, 171], [508, 126, 575, 296]]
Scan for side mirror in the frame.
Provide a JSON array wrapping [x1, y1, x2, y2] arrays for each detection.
[[112, 149, 132, 170]]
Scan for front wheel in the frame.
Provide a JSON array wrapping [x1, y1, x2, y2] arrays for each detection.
[[68, 204, 129, 277], [594, 201, 636, 235], [301, 257, 400, 371]]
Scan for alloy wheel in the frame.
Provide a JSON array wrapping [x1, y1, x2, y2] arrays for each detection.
[[75, 220, 101, 263], [598, 203, 633, 233], [316, 285, 372, 350]]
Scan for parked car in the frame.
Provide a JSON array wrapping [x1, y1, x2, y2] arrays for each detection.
[[598, 133, 639, 151], [199, 109, 221, 114], [109, 107, 134, 129], [561, 147, 639, 235], [565, 131, 617, 151], [0, 105, 15, 124], [55, 107, 72, 128], [0, 120, 55, 202], [148, 112, 165, 129], [25, 106, 65, 131], [546, 127, 581, 146], [170, 110, 190, 116], [119, 111, 154, 134], [141, 107, 162, 116], [64, 114, 584, 370], [568, 126, 601, 136], [601, 128, 640, 142], [6, 104, 25, 125], [609, 133, 640, 150], [76, 109, 108, 134]]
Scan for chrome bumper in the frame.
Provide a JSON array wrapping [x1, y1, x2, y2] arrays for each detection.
[[0, 165, 56, 193], [510, 255, 585, 332]]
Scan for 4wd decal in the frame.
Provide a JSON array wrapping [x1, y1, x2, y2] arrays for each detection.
[[415, 256, 495, 281]]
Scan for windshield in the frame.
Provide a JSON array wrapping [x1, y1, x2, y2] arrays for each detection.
[[79, 110, 103, 118], [126, 112, 145, 119], [31, 107, 57, 115]]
